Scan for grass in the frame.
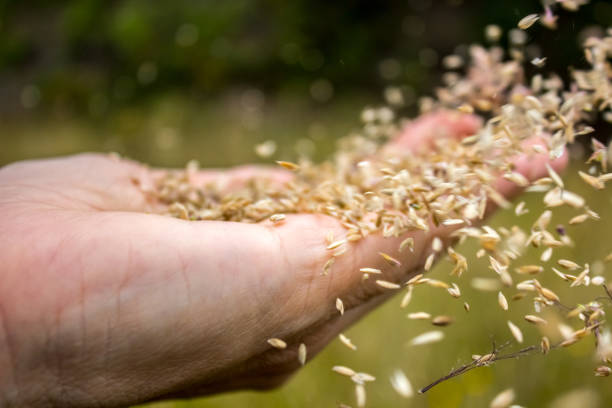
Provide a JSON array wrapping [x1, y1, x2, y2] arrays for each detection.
[[2, 94, 611, 408]]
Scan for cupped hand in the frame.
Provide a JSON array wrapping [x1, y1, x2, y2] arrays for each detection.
[[0, 111, 566, 407]]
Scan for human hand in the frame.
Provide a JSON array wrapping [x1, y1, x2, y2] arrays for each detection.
[[0, 111, 566, 407]]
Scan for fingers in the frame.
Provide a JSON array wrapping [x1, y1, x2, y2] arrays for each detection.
[[388, 110, 482, 153]]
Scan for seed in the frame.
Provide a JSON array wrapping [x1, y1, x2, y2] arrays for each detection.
[[447, 283, 461, 298], [298, 343, 307, 365], [508, 321, 524, 343], [333, 365, 356, 377], [254, 140, 277, 158], [546, 163, 564, 189], [464, 302, 471, 312], [432, 315, 454, 326], [498, 291, 509, 311], [424, 253, 435, 271], [515, 201, 528, 216], [355, 384, 366, 408], [524, 315, 548, 325], [268, 338, 287, 349], [390, 369, 414, 398], [360, 267, 382, 274], [578, 171, 605, 189], [457, 104, 474, 114], [399, 237, 415, 252], [327, 239, 347, 250], [336, 298, 345, 315], [322, 257, 335, 275], [408, 312, 431, 320], [540, 287, 560, 303], [531, 57, 547, 67], [339, 333, 357, 351], [595, 366, 612, 377], [558, 259, 580, 270], [541, 336, 551, 354], [409, 330, 444, 346], [376, 280, 401, 290], [605, 253, 612, 263], [400, 286, 414, 308], [275, 160, 300, 171], [490, 388, 515, 408], [569, 214, 589, 225], [432, 237, 443, 252], [518, 13, 539, 29], [560, 337, 580, 347], [380, 252, 401, 267], [515, 265, 544, 275]]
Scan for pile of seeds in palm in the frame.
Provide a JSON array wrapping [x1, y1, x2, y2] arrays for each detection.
[[150, 2, 612, 407]]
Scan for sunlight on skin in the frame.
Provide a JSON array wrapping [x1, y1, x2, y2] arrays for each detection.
[[0, 111, 566, 407]]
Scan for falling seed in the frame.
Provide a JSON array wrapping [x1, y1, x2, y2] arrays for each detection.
[[464, 302, 471, 312], [390, 369, 414, 398], [432, 315, 454, 326], [424, 253, 435, 271], [546, 163, 564, 189], [360, 267, 382, 274], [376, 280, 401, 290], [569, 214, 589, 225], [447, 283, 461, 298], [327, 239, 347, 250], [399, 237, 415, 252], [594, 366, 612, 377], [498, 292, 509, 311], [518, 13, 540, 29], [254, 140, 277, 158], [432, 237, 443, 252], [339, 333, 357, 351], [333, 365, 357, 377], [558, 259, 580, 270], [355, 384, 366, 408], [400, 286, 414, 308], [336, 298, 345, 315], [351, 372, 376, 384], [323, 257, 335, 275], [531, 57, 547, 67], [409, 330, 444, 346], [578, 171, 605, 190], [269, 214, 286, 223], [524, 315, 548, 325], [268, 338, 287, 349], [276, 160, 300, 171], [380, 252, 401, 267], [490, 388, 515, 408], [298, 343, 307, 365], [541, 336, 551, 354], [515, 265, 544, 275], [407, 312, 432, 320], [508, 321, 524, 343]]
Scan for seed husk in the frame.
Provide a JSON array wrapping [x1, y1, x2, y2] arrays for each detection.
[[578, 171, 604, 189], [275, 160, 299, 171], [360, 267, 382, 274], [408, 312, 432, 320]]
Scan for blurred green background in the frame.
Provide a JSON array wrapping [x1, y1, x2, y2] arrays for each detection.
[[1, 0, 612, 407]]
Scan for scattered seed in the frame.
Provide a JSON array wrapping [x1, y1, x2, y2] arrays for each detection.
[[333, 365, 356, 377], [339, 333, 357, 351], [524, 315, 548, 325], [336, 298, 345, 315], [380, 252, 401, 267], [432, 315, 454, 326], [390, 369, 414, 398], [498, 291, 509, 311], [298, 343, 307, 365], [490, 388, 515, 408], [376, 280, 401, 290], [508, 321, 524, 343], [268, 338, 287, 349], [409, 330, 444, 346], [276, 160, 299, 171]]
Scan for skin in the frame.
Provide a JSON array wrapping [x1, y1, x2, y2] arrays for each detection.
[[0, 112, 567, 407]]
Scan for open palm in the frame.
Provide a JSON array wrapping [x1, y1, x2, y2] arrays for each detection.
[[0, 112, 566, 407]]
